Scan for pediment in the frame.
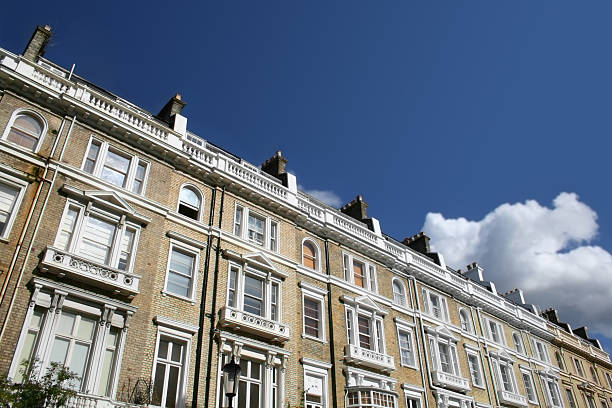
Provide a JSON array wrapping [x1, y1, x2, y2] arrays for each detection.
[[341, 295, 387, 315], [425, 325, 459, 342], [83, 190, 136, 214], [223, 250, 287, 279]]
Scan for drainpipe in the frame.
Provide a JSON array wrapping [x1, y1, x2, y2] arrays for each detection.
[[324, 239, 338, 408], [469, 306, 494, 407], [407, 276, 430, 408], [475, 307, 501, 407], [192, 186, 217, 407], [204, 185, 225, 408], [0, 116, 76, 343]]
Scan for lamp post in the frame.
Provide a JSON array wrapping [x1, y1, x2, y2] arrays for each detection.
[[222, 356, 242, 408]]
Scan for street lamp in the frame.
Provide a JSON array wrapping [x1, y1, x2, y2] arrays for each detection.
[[222, 356, 242, 408]]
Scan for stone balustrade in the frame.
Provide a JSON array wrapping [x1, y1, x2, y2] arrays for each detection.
[[431, 370, 471, 392], [219, 306, 290, 342], [41, 247, 140, 297], [497, 390, 528, 407], [344, 344, 395, 372]]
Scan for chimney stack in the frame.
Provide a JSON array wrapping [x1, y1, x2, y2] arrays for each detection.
[[261, 151, 297, 192], [157, 94, 187, 135], [340, 195, 368, 221], [503, 288, 526, 305], [23, 25, 53, 62]]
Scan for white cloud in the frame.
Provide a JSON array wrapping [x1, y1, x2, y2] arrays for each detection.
[[301, 188, 343, 208], [422, 192, 612, 337]]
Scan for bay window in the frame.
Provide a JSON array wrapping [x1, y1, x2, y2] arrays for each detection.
[[233, 204, 279, 252], [54, 199, 140, 273], [425, 326, 465, 383], [82, 137, 149, 195], [343, 253, 377, 292]]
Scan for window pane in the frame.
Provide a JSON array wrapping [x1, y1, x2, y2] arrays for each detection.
[[118, 228, 135, 271], [131, 162, 147, 193], [158, 339, 169, 360], [167, 272, 191, 297], [170, 249, 194, 277], [238, 380, 247, 408], [57, 312, 76, 336], [353, 262, 365, 288], [0, 182, 19, 235], [171, 342, 182, 363], [84, 141, 101, 174], [49, 337, 70, 365], [247, 214, 265, 245], [7, 128, 38, 149], [76, 316, 96, 340], [99, 349, 115, 396], [151, 363, 166, 405], [80, 216, 116, 265], [303, 242, 316, 269], [250, 362, 261, 380], [358, 316, 371, 349], [166, 366, 180, 408], [69, 342, 90, 389], [101, 150, 130, 187], [249, 383, 260, 408]]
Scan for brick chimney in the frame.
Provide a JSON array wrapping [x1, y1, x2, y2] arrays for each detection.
[[157, 94, 187, 135], [339, 196, 381, 233], [462, 262, 497, 294], [23, 25, 53, 62], [402, 232, 430, 255], [261, 151, 297, 192]]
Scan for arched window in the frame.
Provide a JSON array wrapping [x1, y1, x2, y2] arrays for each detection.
[[302, 240, 318, 270], [459, 309, 471, 332], [3, 110, 46, 152], [177, 185, 202, 220], [392, 279, 406, 306], [513, 333, 524, 354]]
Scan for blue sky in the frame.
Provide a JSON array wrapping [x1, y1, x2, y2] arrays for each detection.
[[2, 2, 612, 351]]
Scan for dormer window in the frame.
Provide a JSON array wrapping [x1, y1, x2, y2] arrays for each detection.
[[2, 110, 47, 152], [177, 185, 202, 221]]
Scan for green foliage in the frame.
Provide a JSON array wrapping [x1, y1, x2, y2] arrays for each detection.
[[0, 360, 78, 408]]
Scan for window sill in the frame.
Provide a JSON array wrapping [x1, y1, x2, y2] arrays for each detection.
[[161, 290, 196, 305], [473, 384, 486, 390], [302, 334, 327, 344], [399, 363, 419, 370]]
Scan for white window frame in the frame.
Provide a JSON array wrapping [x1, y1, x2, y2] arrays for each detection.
[[162, 240, 200, 302], [403, 388, 423, 408], [9, 281, 132, 400], [392, 278, 407, 307], [81, 137, 150, 195], [459, 308, 472, 333], [421, 287, 450, 322], [513, 332, 524, 355], [225, 262, 283, 322], [492, 357, 518, 394], [532, 338, 550, 363], [233, 203, 280, 252], [0, 172, 28, 241], [484, 317, 506, 346], [540, 374, 563, 408], [396, 324, 417, 369], [605, 372, 612, 389], [342, 252, 377, 292], [573, 357, 585, 377], [1, 108, 48, 153], [427, 330, 462, 377], [53, 199, 141, 273], [150, 323, 194, 408], [301, 238, 321, 272], [303, 359, 330, 408], [176, 183, 204, 222], [565, 388, 577, 408], [466, 349, 485, 388], [345, 305, 386, 355], [301, 283, 326, 342], [521, 368, 538, 404]]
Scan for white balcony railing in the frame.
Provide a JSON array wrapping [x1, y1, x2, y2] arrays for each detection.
[[497, 390, 528, 407], [344, 344, 395, 372], [431, 370, 471, 392], [41, 247, 140, 297], [64, 393, 127, 408], [219, 306, 290, 342]]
